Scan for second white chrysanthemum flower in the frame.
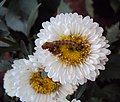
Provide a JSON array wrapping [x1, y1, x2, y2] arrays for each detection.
[[35, 13, 111, 85], [4, 58, 77, 102]]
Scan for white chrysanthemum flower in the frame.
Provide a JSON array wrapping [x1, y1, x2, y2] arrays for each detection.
[[55, 98, 81, 102], [4, 58, 77, 102], [71, 99, 81, 102], [35, 13, 111, 85], [4, 69, 16, 97]]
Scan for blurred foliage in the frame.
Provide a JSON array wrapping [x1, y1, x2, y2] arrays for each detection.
[[59, 0, 71, 13], [110, 0, 120, 12], [0, 0, 5, 8], [106, 23, 120, 44], [85, 0, 93, 16], [0, 0, 120, 102], [5, 0, 39, 34]]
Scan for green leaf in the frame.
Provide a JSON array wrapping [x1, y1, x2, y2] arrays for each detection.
[[0, 41, 9, 47], [106, 23, 120, 44], [5, 0, 38, 35], [110, 0, 120, 12], [59, 0, 71, 13], [27, 3, 41, 34], [20, 40, 29, 56], [75, 83, 87, 99], [0, 0, 6, 8], [0, 7, 7, 18], [5, 0, 27, 34], [18, 0, 38, 19], [85, 0, 94, 17], [28, 42, 34, 55], [0, 60, 12, 71], [0, 20, 10, 38], [0, 38, 16, 46]]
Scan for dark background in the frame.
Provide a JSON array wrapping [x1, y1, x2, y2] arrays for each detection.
[[0, 0, 120, 102]]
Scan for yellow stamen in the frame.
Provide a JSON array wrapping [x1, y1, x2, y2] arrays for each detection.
[[58, 34, 90, 66], [29, 71, 60, 94]]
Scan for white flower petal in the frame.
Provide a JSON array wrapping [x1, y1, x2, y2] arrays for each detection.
[[71, 99, 81, 102]]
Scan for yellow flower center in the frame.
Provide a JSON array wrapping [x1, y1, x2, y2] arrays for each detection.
[[29, 71, 60, 94], [58, 34, 90, 66], [42, 34, 90, 66]]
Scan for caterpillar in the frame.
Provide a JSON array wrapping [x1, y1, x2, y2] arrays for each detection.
[[42, 40, 82, 55]]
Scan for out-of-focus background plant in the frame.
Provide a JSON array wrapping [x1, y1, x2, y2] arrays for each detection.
[[0, 0, 120, 102]]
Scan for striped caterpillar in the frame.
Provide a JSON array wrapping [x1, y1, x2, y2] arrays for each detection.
[[42, 40, 82, 55]]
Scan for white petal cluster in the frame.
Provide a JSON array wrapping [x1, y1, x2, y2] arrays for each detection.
[[4, 58, 77, 102], [35, 13, 111, 85], [4, 69, 16, 97], [71, 99, 81, 102]]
